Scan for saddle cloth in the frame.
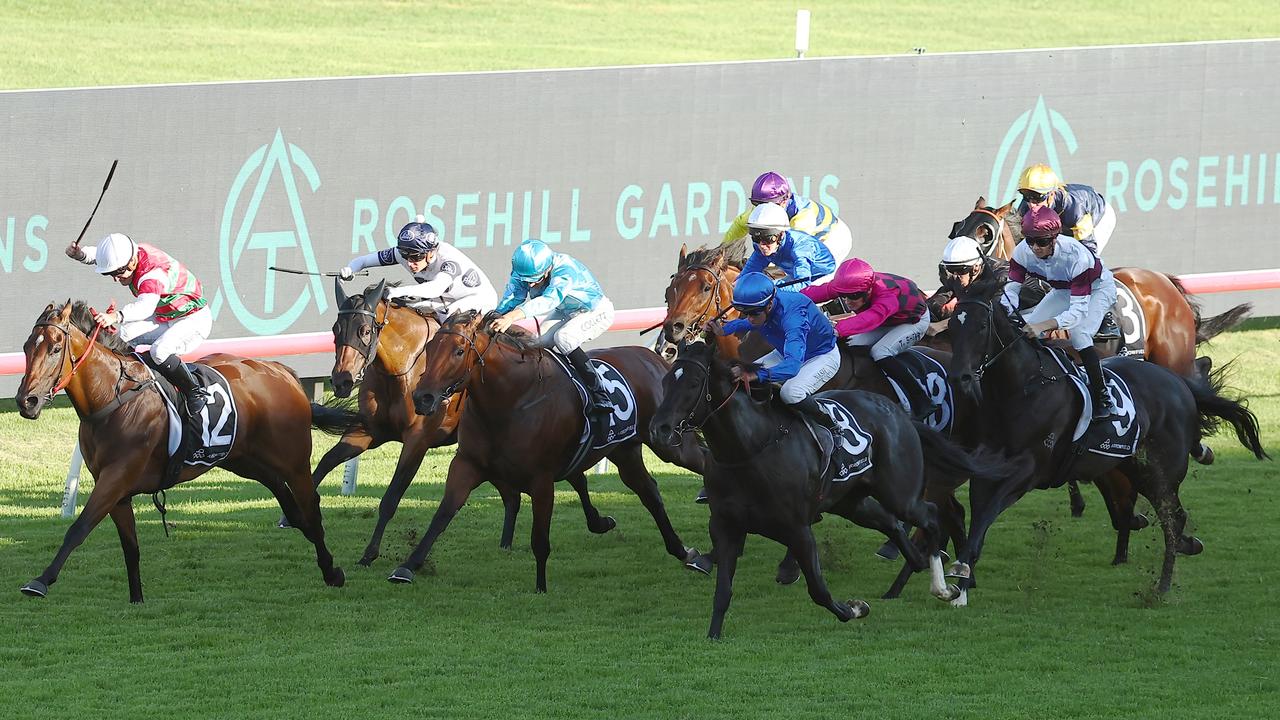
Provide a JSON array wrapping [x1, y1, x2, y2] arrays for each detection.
[[546, 352, 640, 478], [1111, 281, 1145, 358], [800, 398, 875, 483], [883, 348, 954, 433], [1045, 349, 1141, 458], [143, 360, 239, 467]]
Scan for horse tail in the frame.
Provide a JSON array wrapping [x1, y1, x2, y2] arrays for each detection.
[[1195, 303, 1252, 343], [1183, 364, 1269, 460], [310, 396, 364, 436], [912, 422, 1027, 484]]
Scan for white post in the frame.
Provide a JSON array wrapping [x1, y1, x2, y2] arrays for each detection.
[[795, 9, 810, 59], [341, 457, 359, 495], [62, 443, 84, 518], [594, 458, 610, 475]]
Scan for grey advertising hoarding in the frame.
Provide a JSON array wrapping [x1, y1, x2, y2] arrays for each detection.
[[3, 40, 1278, 392]]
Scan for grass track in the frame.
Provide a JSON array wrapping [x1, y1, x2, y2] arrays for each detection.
[[1, 331, 1277, 718]]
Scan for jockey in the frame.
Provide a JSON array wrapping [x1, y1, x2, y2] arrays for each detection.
[[802, 259, 936, 420], [709, 271, 841, 431], [340, 219, 497, 321], [927, 235, 1029, 321], [66, 233, 211, 471], [1016, 163, 1116, 255], [723, 171, 853, 263], [740, 203, 836, 290], [489, 239, 615, 415], [1005, 206, 1118, 418]]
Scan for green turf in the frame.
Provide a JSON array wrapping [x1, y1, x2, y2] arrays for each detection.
[[1, 330, 1277, 719], [3, 1, 1278, 90]]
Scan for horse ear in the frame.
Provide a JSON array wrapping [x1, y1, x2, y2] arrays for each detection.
[[334, 276, 349, 307], [974, 196, 986, 210], [368, 279, 386, 304], [678, 243, 688, 265], [59, 300, 73, 322], [948, 221, 963, 239], [995, 200, 1015, 218]]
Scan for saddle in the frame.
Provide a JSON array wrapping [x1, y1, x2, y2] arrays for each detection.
[[140, 359, 238, 472], [545, 352, 639, 479]]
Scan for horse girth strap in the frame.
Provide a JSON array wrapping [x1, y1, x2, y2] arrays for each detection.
[[87, 379, 157, 423]]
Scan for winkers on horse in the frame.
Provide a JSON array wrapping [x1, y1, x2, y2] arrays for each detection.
[[650, 336, 1021, 638], [387, 310, 711, 592], [14, 301, 359, 602], [946, 276, 1267, 598]]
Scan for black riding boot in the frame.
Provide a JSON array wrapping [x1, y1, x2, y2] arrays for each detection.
[[1079, 346, 1114, 419], [791, 395, 839, 432], [1096, 311, 1121, 340], [568, 347, 611, 415], [154, 354, 208, 482], [875, 355, 937, 421]]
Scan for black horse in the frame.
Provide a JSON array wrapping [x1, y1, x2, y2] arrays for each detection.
[[946, 278, 1268, 600], [650, 336, 1019, 638]]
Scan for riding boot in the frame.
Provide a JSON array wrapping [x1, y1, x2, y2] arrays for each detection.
[[1079, 346, 1115, 419], [875, 355, 938, 421], [155, 354, 208, 481], [567, 347, 611, 416], [1095, 311, 1121, 340], [791, 395, 839, 433]]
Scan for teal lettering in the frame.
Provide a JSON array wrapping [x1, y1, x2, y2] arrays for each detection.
[[1274, 154, 1280, 204], [616, 185, 643, 240], [454, 192, 479, 248], [1224, 155, 1249, 207], [1258, 154, 1268, 205], [521, 191, 533, 240], [1168, 157, 1189, 210], [351, 198, 379, 252], [1134, 159, 1162, 213], [24, 215, 48, 272], [1104, 161, 1129, 213], [538, 190, 561, 244], [685, 182, 711, 236], [818, 175, 840, 216], [487, 192, 514, 247], [423, 195, 447, 236], [719, 181, 746, 234], [649, 183, 678, 238], [1196, 156, 1219, 208], [569, 188, 591, 243], [0, 217, 13, 272], [385, 196, 416, 246]]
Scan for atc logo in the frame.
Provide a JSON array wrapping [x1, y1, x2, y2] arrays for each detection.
[[988, 95, 1079, 205], [216, 129, 326, 335]]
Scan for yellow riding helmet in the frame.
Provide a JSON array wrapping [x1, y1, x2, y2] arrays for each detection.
[[1017, 163, 1063, 195]]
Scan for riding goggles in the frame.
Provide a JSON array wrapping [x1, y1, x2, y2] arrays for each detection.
[[1019, 189, 1048, 204], [1026, 235, 1056, 248], [733, 304, 769, 317]]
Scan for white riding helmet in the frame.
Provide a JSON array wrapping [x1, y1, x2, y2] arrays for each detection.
[[940, 236, 983, 266], [746, 202, 790, 232], [94, 233, 136, 274]]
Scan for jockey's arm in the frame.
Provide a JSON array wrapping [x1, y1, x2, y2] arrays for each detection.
[[386, 271, 453, 302], [757, 322, 808, 384], [347, 250, 395, 274], [118, 294, 161, 323], [69, 244, 97, 265]]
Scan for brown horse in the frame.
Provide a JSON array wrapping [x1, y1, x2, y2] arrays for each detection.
[[315, 280, 615, 565], [14, 301, 354, 602], [388, 310, 710, 592]]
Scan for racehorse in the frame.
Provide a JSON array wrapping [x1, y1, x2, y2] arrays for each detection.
[[649, 336, 1020, 638], [309, 279, 615, 564], [14, 301, 357, 602], [387, 310, 711, 592], [946, 278, 1267, 599]]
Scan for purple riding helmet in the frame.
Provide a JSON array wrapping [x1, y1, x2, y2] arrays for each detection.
[[750, 172, 792, 204], [1021, 204, 1063, 239]]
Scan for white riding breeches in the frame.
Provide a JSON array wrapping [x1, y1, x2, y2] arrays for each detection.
[[534, 298, 616, 354], [758, 344, 842, 404], [1021, 287, 1116, 350], [1091, 204, 1117, 255], [844, 314, 929, 361], [120, 307, 213, 362], [821, 219, 853, 264]]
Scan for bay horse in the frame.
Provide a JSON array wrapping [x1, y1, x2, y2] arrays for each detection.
[[14, 301, 357, 602], [388, 310, 711, 592], [946, 279, 1267, 599], [945, 196, 1251, 518], [308, 279, 615, 565], [649, 336, 1020, 638]]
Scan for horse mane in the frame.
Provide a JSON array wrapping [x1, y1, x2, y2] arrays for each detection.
[[679, 237, 748, 272], [41, 301, 133, 355], [440, 309, 539, 354]]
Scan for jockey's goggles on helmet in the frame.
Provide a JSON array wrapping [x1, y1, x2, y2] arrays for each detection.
[[749, 229, 782, 246], [1019, 189, 1049, 204], [942, 261, 981, 276], [1026, 234, 1056, 248], [105, 264, 131, 277], [401, 250, 430, 262], [733, 304, 770, 317]]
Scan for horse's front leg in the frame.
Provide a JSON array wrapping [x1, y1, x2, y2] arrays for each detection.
[[359, 430, 432, 566], [497, 482, 520, 550], [22, 461, 139, 600], [708, 515, 746, 640], [1067, 478, 1086, 518], [108, 500, 144, 603], [388, 455, 485, 584], [530, 477, 556, 593], [611, 445, 704, 568]]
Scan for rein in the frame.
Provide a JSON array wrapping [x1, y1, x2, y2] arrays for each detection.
[[670, 355, 749, 435], [433, 323, 496, 401], [955, 298, 1065, 390], [669, 263, 732, 343], [35, 319, 105, 398]]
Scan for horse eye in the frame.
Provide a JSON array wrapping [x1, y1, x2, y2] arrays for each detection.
[[454, 347, 465, 357], [702, 284, 711, 292], [50, 344, 61, 354]]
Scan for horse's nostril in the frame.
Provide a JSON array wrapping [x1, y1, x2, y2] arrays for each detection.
[[672, 322, 684, 331]]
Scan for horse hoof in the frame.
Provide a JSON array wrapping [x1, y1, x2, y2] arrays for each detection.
[[1195, 444, 1215, 465], [1179, 536, 1205, 556], [594, 516, 617, 534], [694, 487, 709, 505], [1111, 554, 1129, 566], [847, 600, 871, 620], [874, 542, 900, 562], [387, 567, 414, 584], [685, 554, 713, 576], [20, 580, 48, 598], [1131, 513, 1150, 530], [276, 517, 291, 529], [775, 564, 801, 586], [939, 584, 961, 602], [326, 567, 346, 588], [949, 589, 969, 608], [946, 562, 971, 579]]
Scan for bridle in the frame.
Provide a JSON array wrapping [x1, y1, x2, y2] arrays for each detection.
[[335, 300, 394, 383], [669, 353, 745, 435], [30, 315, 153, 418], [667, 263, 732, 343], [952, 298, 1027, 381], [32, 318, 104, 399], [431, 321, 496, 403], [955, 208, 1008, 258]]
